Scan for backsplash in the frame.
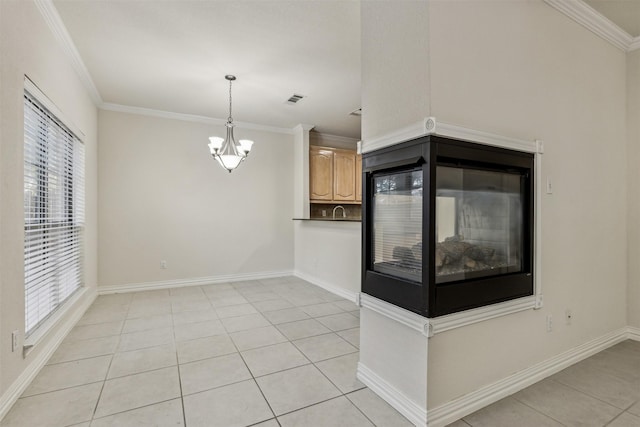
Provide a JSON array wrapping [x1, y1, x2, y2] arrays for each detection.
[[310, 203, 362, 220]]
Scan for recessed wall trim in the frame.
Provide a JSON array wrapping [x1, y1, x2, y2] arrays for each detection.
[[361, 117, 539, 155], [360, 292, 541, 338], [360, 293, 430, 336], [429, 295, 538, 335]]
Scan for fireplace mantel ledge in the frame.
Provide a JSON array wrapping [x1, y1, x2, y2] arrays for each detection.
[[359, 293, 542, 338]]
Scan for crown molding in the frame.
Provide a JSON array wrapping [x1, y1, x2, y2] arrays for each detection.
[[311, 132, 359, 145], [361, 117, 538, 154], [35, 0, 303, 136], [629, 38, 640, 52], [34, 0, 103, 105], [293, 124, 316, 132], [544, 0, 636, 52], [100, 103, 296, 135]]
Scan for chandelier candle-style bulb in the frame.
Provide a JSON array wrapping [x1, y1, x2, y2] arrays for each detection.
[[208, 75, 254, 173]]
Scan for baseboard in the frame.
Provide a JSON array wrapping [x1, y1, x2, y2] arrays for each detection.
[[0, 288, 97, 422], [427, 327, 629, 427], [293, 270, 359, 303], [98, 270, 294, 295], [627, 326, 640, 341], [357, 362, 426, 427]]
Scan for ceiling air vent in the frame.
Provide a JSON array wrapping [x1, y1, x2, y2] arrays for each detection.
[[350, 108, 362, 117], [285, 94, 305, 105]]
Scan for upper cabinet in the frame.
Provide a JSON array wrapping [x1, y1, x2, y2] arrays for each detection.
[[310, 146, 362, 204], [309, 147, 334, 201], [333, 150, 356, 201], [355, 152, 362, 202]]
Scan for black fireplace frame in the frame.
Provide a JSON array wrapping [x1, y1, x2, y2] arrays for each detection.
[[361, 135, 534, 318]]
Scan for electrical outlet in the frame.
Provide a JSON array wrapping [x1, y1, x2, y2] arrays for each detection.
[[11, 330, 18, 352], [565, 309, 573, 325], [546, 314, 553, 332], [160, 260, 167, 269]]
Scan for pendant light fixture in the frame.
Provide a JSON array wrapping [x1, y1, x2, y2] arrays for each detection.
[[208, 75, 254, 172]]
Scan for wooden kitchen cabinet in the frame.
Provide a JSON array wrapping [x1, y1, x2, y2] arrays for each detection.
[[309, 147, 334, 201], [333, 150, 356, 201], [356, 154, 362, 202], [309, 146, 361, 204]]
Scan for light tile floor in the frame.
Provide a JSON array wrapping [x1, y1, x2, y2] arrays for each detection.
[[1, 277, 412, 427], [451, 339, 640, 427], [2, 276, 638, 427]]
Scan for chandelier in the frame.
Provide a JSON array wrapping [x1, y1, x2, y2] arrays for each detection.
[[208, 75, 254, 172]]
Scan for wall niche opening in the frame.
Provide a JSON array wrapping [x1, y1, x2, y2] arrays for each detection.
[[362, 135, 534, 318]]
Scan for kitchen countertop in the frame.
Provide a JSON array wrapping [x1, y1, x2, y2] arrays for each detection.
[[292, 218, 361, 222]]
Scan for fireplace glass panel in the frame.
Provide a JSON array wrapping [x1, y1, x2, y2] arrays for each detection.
[[436, 166, 523, 283], [372, 169, 423, 282]]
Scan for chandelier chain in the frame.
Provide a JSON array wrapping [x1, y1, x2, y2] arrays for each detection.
[[228, 79, 233, 123]]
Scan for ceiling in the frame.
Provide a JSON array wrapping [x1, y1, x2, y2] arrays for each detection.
[[50, 1, 640, 140], [584, 0, 640, 37], [52, 0, 362, 138]]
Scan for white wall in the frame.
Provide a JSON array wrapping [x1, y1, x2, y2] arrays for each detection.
[[293, 125, 311, 219], [0, 0, 98, 400], [427, 0, 627, 409], [98, 110, 294, 288], [294, 221, 361, 299], [360, 0, 430, 141], [627, 49, 640, 330], [361, 0, 628, 413]]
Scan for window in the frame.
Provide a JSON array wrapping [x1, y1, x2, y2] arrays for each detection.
[[24, 89, 85, 337]]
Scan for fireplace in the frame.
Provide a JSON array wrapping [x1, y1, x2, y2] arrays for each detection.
[[362, 135, 534, 317]]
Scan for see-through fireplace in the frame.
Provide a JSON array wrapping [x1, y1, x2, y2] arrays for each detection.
[[362, 135, 534, 317]]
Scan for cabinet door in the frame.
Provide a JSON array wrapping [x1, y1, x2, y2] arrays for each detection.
[[309, 148, 333, 201], [333, 150, 356, 201], [356, 154, 362, 202]]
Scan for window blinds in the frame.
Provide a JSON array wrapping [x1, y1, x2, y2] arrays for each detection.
[[372, 169, 423, 282], [24, 90, 85, 337]]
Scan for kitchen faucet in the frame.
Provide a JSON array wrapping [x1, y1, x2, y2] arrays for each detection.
[[332, 205, 346, 220]]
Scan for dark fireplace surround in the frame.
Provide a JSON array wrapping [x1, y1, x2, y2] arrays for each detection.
[[362, 135, 534, 318]]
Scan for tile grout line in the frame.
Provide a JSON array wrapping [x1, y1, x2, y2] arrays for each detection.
[[511, 393, 571, 427], [547, 377, 631, 414], [88, 397, 182, 424], [229, 322, 282, 427], [226, 280, 362, 424], [603, 400, 640, 426], [343, 391, 381, 427], [170, 300, 189, 427], [89, 297, 129, 423], [247, 284, 364, 424], [309, 353, 373, 424]]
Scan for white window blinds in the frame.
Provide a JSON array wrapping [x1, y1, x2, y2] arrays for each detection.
[[24, 90, 85, 337], [372, 169, 423, 283]]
